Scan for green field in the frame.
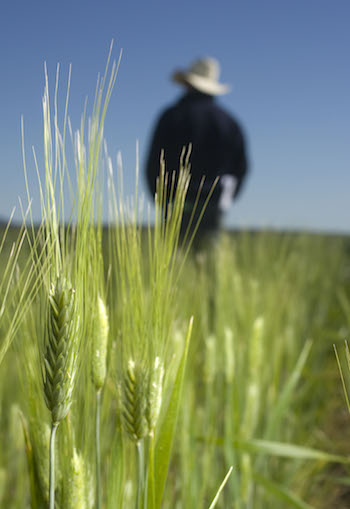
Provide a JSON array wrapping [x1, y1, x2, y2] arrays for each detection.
[[1, 47, 350, 509], [1, 224, 350, 508]]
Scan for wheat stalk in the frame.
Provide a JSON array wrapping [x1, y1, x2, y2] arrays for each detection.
[[121, 358, 150, 509], [42, 274, 81, 509], [91, 294, 109, 509]]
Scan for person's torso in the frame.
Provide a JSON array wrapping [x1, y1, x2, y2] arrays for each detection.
[[161, 92, 242, 202]]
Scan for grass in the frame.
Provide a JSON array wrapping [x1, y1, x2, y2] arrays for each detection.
[[2, 227, 350, 508], [0, 43, 350, 508]]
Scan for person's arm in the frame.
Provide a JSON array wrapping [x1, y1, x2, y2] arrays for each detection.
[[232, 128, 248, 199]]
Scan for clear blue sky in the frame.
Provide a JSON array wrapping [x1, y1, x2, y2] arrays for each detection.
[[1, 0, 349, 232]]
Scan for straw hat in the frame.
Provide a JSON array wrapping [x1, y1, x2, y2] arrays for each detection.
[[172, 57, 231, 96]]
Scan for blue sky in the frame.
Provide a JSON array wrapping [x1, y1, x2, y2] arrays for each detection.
[[1, 0, 349, 232]]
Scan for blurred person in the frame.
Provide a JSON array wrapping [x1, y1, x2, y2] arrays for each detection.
[[145, 56, 249, 243]]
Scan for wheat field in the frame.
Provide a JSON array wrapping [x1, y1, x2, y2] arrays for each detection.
[[0, 44, 350, 509]]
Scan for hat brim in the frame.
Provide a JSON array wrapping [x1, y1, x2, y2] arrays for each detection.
[[172, 70, 231, 96]]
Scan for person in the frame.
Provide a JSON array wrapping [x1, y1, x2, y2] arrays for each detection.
[[145, 56, 249, 242]]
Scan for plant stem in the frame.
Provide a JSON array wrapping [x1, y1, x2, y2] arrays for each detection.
[[49, 422, 58, 509], [96, 390, 102, 509], [147, 433, 155, 508], [136, 439, 145, 509]]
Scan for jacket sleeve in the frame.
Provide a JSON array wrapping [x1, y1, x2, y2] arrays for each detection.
[[232, 127, 249, 199]]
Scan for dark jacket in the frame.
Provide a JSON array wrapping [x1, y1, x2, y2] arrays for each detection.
[[145, 91, 248, 207]]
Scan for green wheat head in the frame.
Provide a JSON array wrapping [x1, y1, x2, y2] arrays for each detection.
[[121, 355, 165, 443], [43, 275, 80, 425], [121, 359, 149, 443]]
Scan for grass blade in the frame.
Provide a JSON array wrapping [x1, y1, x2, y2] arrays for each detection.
[[265, 339, 312, 440], [334, 343, 350, 415], [148, 317, 193, 509], [253, 472, 315, 509], [239, 439, 349, 464], [208, 466, 233, 509]]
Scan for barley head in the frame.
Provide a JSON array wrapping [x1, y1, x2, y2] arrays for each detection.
[[121, 359, 148, 443], [147, 356, 164, 434], [65, 448, 87, 509], [204, 335, 216, 385], [91, 295, 109, 392], [224, 327, 235, 384], [250, 316, 264, 380], [43, 275, 80, 425]]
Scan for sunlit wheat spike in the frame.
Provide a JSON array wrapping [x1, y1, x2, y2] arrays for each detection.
[[65, 448, 88, 509], [224, 327, 235, 384], [43, 275, 79, 424], [91, 295, 109, 391], [147, 356, 164, 433], [121, 359, 148, 442]]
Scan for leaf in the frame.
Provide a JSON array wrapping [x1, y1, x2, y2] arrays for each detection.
[[253, 472, 315, 509], [334, 343, 350, 416], [238, 439, 349, 464], [265, 339, 312, 440], [20, 413, 47, 509], [200, 435, 349, 464], [147, 317, 193, 509], [208, 466, 233, 509], [106, 420, 125, 509]]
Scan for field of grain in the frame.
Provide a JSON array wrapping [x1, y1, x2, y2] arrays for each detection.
[[0, 47, 349, 509]]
